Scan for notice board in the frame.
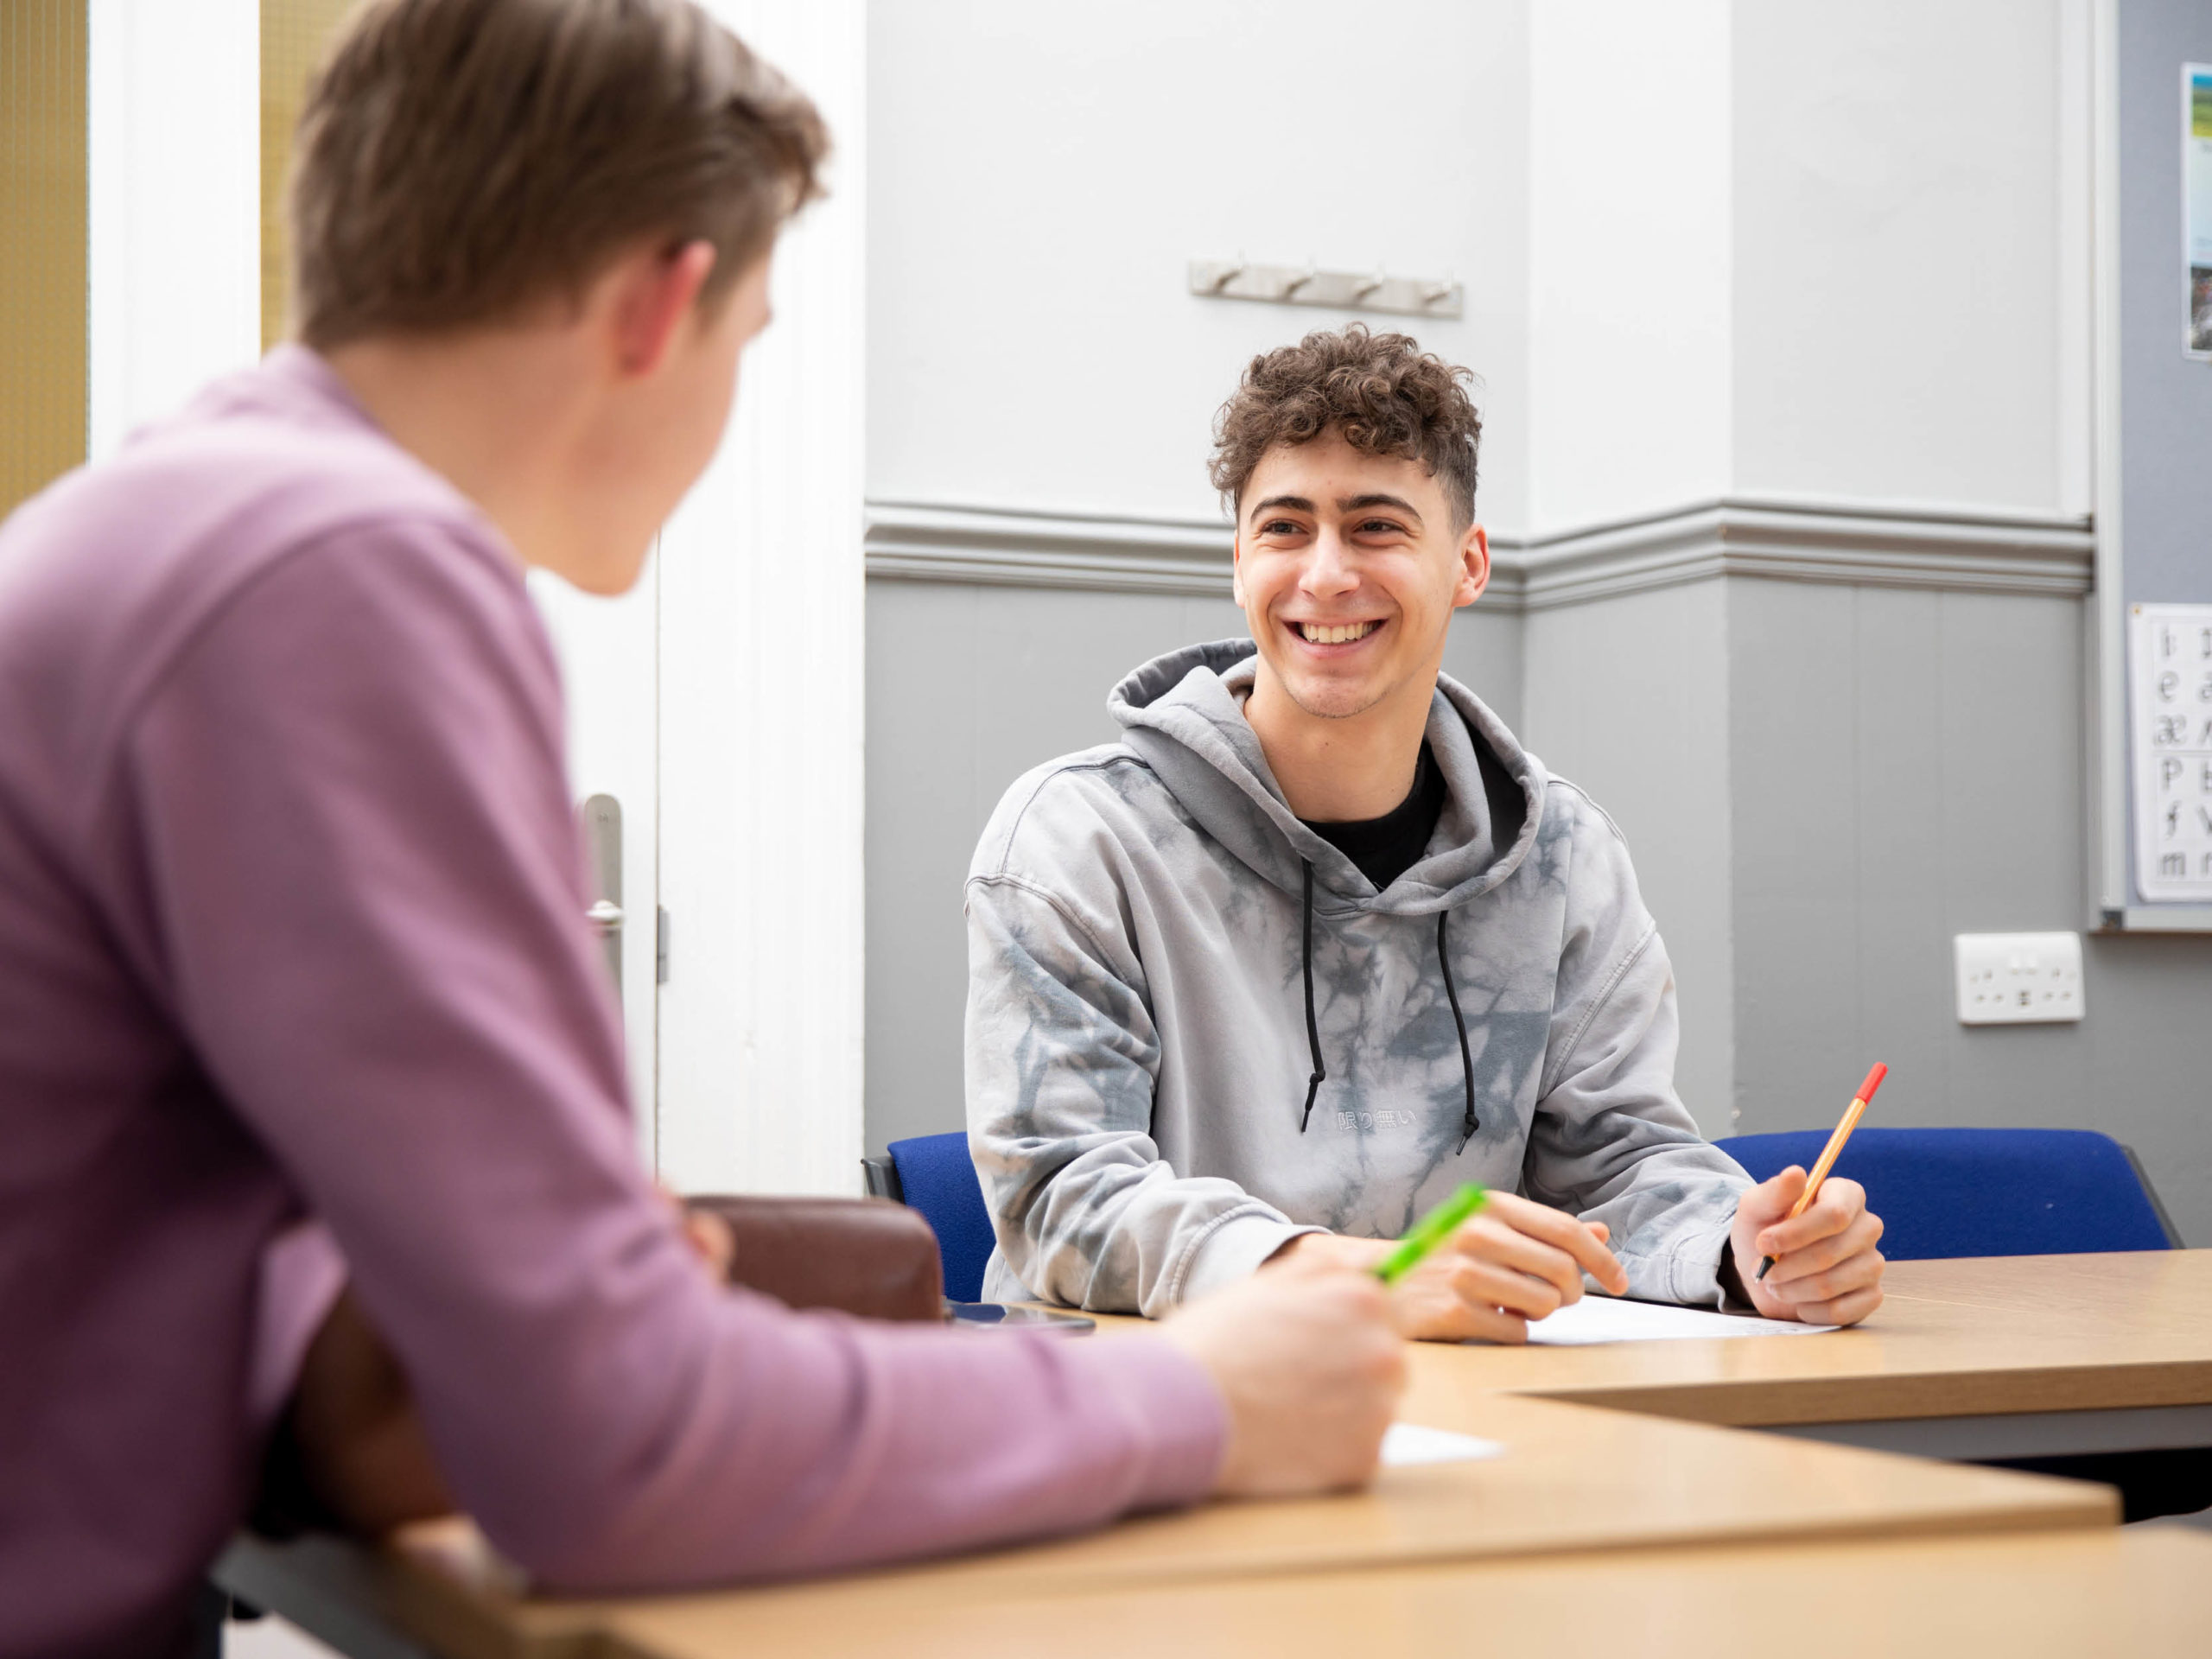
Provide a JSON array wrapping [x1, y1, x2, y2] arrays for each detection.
[[2098, 1, 2212, 928]]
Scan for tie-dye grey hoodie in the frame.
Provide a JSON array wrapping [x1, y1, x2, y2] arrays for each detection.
[[964, 639, 1751, 1317]]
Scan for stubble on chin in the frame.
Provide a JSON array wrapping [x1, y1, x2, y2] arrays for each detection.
[[1282, 677, 1388, 721]]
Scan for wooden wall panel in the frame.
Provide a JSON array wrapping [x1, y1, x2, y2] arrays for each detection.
[[260, 0, 354, 348], [0, 0, 86, 518]]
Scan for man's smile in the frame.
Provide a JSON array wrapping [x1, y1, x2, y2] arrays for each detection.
[[1289, 618, 1387, 649]]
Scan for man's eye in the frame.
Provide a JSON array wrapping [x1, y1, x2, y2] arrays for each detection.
[[1358, 518, 1404, 535], [1261, 519, 1301, 536]]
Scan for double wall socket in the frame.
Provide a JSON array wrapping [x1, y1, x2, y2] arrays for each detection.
[[1954, 932, 2085, 1025]]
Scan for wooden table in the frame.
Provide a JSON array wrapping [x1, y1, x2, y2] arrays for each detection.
[[218, 1251, 2212, 1657], [219, 1394, 2114, 1658], [1398, 1252, 2212, 1459], [225, 1521, 2212, 1659], [593, 1528, 2212, 1659]]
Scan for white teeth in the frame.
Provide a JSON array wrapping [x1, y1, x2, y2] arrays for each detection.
[[1300, 621, 1377, 645]]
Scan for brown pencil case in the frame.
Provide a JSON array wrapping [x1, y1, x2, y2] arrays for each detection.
[[685, 1193, 945, 1323]]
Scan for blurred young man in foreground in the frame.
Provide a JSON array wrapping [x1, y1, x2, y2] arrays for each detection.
[[0, 5, 1400, 1651]]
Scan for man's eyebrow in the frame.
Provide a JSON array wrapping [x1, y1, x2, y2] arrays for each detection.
[[1248, 494, 1314, 521], [1339, 493, 1424, 524]]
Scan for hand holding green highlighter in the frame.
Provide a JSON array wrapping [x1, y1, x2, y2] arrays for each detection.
[[1373, 1183, 1490, 1286]]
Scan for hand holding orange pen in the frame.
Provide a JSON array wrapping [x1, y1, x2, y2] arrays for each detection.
[[1755, 1062, 1889, 1283]]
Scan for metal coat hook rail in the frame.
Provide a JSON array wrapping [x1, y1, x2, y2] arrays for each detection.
[[1187, 258, 1463, 320]]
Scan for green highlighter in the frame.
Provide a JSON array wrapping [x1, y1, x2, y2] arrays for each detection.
[[1373, 1182, 1489, 1285]]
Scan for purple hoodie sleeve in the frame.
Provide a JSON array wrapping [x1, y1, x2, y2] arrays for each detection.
[[103, 520, 1224, 1590]]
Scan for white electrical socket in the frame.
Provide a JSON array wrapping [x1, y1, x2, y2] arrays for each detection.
[[1954, 931, 2085, 1025]]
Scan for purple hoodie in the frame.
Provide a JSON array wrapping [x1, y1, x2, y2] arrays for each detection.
[[0, 348, 1224, 1658]]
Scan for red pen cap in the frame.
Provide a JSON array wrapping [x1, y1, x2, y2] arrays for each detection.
[[1854, 1063, 1889, 1103]]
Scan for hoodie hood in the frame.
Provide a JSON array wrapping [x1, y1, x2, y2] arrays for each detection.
[[1109, 639, 1546, 915]]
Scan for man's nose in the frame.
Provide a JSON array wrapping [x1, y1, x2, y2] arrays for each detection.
[[1299, 531, 1358, 596]]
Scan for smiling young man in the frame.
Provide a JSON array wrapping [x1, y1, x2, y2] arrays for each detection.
[[965, 326, 1888, 1335]]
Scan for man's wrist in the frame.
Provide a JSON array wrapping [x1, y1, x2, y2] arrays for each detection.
[[1186, 1217, 1321, 1300], [1716, 1235, 1752, 1309], [1262, 1229, 1368, 1272]]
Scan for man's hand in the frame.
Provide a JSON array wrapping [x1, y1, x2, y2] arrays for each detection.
[[1270, 1192, 1630, 1343], [1730, 1167, 1885, 1325], [1158, 1256, 1405, 1497], [666, 1187, 736, 1279]]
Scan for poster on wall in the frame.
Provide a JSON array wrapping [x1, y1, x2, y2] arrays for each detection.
[[2190, 64, 2212, 357], [2131, 603, 2212, 904]]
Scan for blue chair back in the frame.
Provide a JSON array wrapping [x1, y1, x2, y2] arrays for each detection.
[[887, 1131, 996, 1302], [1713, 1127, 2173, 1261]]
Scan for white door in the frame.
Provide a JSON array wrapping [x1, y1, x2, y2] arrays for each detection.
[[531, 564, 664, 1169], [652, 0, 868, 1200]]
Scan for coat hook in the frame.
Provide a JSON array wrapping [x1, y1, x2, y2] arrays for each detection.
[[1189, 257, 1461, 320]]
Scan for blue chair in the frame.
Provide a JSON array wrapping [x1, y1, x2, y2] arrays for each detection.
[[1713, 1127, 2178, 1260], [1718, 1126, 2200, 1522], [863, 1131, 996, 1302]]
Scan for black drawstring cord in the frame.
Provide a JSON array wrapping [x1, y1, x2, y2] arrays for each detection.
[[1298, 861, 1478, 1149], [1298, 861, 1326, 1131], [1437, 908, 1478, 1154]]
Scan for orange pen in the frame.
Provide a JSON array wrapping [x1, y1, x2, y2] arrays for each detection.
[[1755, 1062, 1889, 1282]]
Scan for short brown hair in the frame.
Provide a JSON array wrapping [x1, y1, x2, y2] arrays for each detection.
[[1209, 325, 1482, 531], [289, 0, 829, 348]]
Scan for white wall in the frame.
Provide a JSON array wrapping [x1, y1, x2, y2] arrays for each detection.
[[1527, 0, 1732, 528], [868, 1, 2089, 537], [1729, 0, 2081, 512], [867, 0, 1533, 529], [87, 0, 260, 455]]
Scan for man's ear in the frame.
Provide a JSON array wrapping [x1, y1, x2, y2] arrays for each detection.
[[1230, 531, 1246, 608], [1453, 523, 1491, 609], [610, 239, 718, 379]]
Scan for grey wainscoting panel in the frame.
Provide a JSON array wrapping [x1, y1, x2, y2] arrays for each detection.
[[1446, 601, 1523, 733], [863, 580, 1524, 1154], [1725, 579, 2212, 1243], [1728, 582, 2094, 1128], [865, 580, 1246, 1153], [1521, 580, 1736, 1138]]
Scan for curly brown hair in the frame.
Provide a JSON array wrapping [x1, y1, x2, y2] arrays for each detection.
[[1208, 325, 1481, 531]]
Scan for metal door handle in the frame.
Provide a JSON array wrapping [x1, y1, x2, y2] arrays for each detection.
[[580, 795, 624, 991]]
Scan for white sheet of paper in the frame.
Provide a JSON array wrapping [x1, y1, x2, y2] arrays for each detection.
[[1380, 1422, 1506, 1465], [1517, 1296, 1840, 1346]]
